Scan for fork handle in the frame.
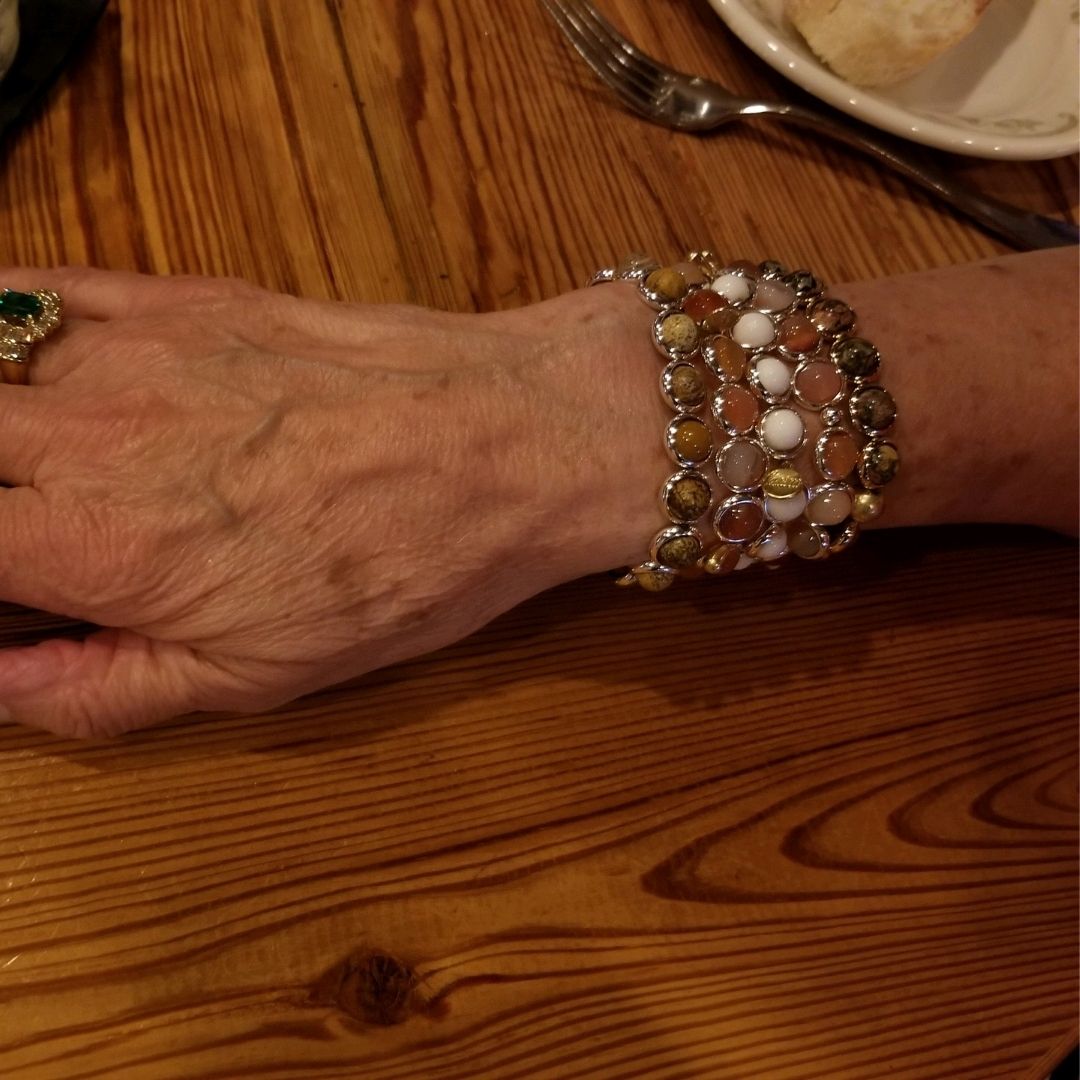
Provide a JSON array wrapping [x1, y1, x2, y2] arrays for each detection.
[[755, 101, 1078, 250]]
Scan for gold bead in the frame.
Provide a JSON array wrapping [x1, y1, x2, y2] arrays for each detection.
[[763, 467, 802, 498], [702, 544, 741, 575], [851, 491, 884, 522]]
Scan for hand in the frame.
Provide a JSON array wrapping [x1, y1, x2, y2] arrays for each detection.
[[0, 267, 665, 737]]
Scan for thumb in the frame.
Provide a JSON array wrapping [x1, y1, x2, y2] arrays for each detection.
[[0, 629, 214, 738]]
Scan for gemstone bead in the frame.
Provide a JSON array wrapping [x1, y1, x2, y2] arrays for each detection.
[[752, 354, 792, 398], [751, 279, 795, 313], [716, 499, 766, 543], [860, 441, 900, 487], [806, 485, 853, 526], [702, 308, 739, 335], [670, 417, 712, 463], [778, 313, 819, 354], [656, 531, 702, 568], [765, 489, 807, 523], [0, 290, 43, 318], [763, 467, 802, 498], [645, 267, 689, 303], [702, 544, 742, 575], [658, 313, 699, 354], [850, 387, 896, 433], [711, 272, 752, 303], [809, 298, 855, 336], [852, 491, 885, 522], [617, 253, 655, 277], [732, 311, 776, 349], [817, 430, 859, 480], [760, 407, 805, 454], [683, 288, 729, 323], [665, 362, 706, 409], [789, 520, 826, 559], [703, 336, 746, 382], [671, 261, 707, 286], [718, 438, 767, 490], [633, 564, 676, 591], [749, 525, 788, 561], [793, 360, 843, 409], [833, 337, 880, 378], [665, 473, 712, 521], [758, 260, 787, 279], [713, 385, 759, 435], [785, 270, 821, 298]]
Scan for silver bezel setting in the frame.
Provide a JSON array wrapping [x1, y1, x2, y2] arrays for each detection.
[[652, 308, 700, 360], [805, 481, 855, 527], [716, 437, 768, 493], [814, 429, 859, 482], [665, 414, 713, 468], [858, 439, 900, 489], [791, 356, 846, 411], [711, 385, 760, 437], [757, 405, 807, 460], [713, 493, 767, 545], [849, 385, 897, 436], [661, 469, 714, 523], [747, 353, 794, 406], [701, 337, 747, 384], [660, 359, 707, 413], [651, 524, 705, 569], [748, 524, 789, 562]]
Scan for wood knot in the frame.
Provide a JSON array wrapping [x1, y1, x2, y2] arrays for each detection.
[[310, 949, 419, 1026]]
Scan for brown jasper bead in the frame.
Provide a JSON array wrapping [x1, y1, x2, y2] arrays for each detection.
[[778, 312, 820, 354], [634, 565, 676, 591], [683, 288, 729, 323], [645, 267, 689, 302], [658, 313, 699, 353], [667, 363, 706, 408], [713, 385, 758, 435], [716, 500, 766, 543], [665, 473, 712, 521], [850, 387, 896, 433], [671, 417, 712, 463], [817, 430, 859, 480], [860, 441, 900, 487], [810, 298, 855, 336], [656, 532, 702, 568], [703, 335, 746, 381], [833, 336, 880, 378]]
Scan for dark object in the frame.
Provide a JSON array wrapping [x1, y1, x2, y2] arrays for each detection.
[[0, 0, 108, 145], [1049, 1044, 1079, 1080]]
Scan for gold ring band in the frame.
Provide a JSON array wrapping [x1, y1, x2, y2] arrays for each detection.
[[0, 288, 64, 386]]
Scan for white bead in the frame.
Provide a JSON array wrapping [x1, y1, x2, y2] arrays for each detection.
[[761, 408, 804, 453], [732, 311, 775, 349], [765, 489, 808, 523], [735, 553, 755, 571], [710, 273, 752, 303], [752, 526, 789, 561], [754, 354, 791, 397]]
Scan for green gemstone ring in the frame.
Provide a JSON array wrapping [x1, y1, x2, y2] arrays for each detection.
[[0, 288, 63, 385]]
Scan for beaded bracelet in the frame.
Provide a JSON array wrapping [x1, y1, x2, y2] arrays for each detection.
[[592, 253, 900, 591]]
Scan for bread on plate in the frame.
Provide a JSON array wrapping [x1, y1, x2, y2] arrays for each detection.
[[784, 0, 993, 87]]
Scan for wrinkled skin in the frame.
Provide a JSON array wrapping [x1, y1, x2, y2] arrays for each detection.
[[0, 268, 664, 737]]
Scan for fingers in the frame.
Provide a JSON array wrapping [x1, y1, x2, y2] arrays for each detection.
[[0, 628, 214, 737], [1, 266, 259, 322]]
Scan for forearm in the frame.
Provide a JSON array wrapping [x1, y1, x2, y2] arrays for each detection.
[[514, 248, 1078, 588]]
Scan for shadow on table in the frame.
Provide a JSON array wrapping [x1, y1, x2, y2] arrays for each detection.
[[8, 523, 1073, 771]]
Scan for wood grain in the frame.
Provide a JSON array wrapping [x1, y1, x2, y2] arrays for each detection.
[[0, 1, 1077, 1077]]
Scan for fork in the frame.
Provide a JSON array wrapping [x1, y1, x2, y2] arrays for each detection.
[[542, 0, 1079, 250]]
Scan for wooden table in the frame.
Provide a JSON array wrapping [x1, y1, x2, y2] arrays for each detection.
[[1, 2, 1077, 1076]]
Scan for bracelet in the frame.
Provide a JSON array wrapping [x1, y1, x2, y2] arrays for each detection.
[[592, 253, 899, 591]]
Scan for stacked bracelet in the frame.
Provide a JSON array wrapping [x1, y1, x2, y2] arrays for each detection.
[[592, 253, 900, 591]]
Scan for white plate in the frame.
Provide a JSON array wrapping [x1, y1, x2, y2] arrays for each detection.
[[708, 0, 1080, 160]]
